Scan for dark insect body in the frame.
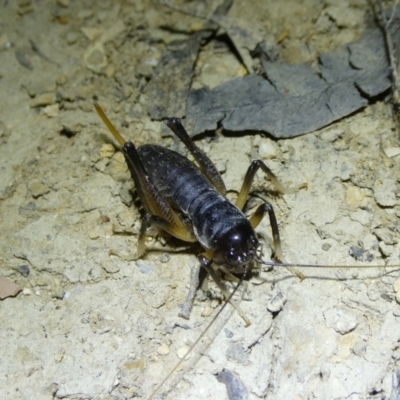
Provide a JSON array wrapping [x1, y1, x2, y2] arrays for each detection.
[[95, 103, 304, 326], [137, 143, 257, 268]]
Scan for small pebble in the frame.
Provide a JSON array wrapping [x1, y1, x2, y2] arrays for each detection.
[[52, 290, 65, 300], [0, 276, 22, 299], [394, 279, 400, 294], [17, 264, 30, 277], [43, 104, 59, 118], [383, 147, 400, 158], [81, 27, 104, 41], [157, 343, 170, 355], [190, 21, 205, 32], [136, 260, 153, 274], [373, 180, 397, 207], [201, 305, 213, 317], [119, 183, 133, 206], [346, 186, 368, 207], [216, 369, 248, 400], [54, 353, 64, 362], [350, 210, 370, 226], [379, 241, 393, 257], [320, 129, 344, 142], [106, 64, 115, 78], [158, 253, 170, 263], [108, 153, 129, 182], [63, 291, 71, 299], [66, 31, 78, 45], [102, 261, 120, 274], [45, 144, 56, 154], [29, 92, 56, 107], [267, 292, 286, 313], [321, 242, 331, 251], [349, 246, 365, 261], [324, 308, 358, 335], [164, 326, 174, 335], [88, 229, 99, 239], [94, 158, 108, 173], [83, 41, 107, 73], [28, 179, 50, 198], [225, 329, 234, 338], [99, 143, 115, 158], [176, 346, 191, 360], [374, 228, 398, 245], [259, 141, 277, 159]]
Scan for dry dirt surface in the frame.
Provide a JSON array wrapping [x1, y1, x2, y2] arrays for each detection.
[[1, 1, 400, 399]]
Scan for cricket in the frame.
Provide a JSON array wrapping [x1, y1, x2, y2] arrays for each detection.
[[94, 103, 400, 399], [95, 102, 308, 326]]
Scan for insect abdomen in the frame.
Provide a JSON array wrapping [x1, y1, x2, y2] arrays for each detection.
[[137, 144, 248, 249], [137, 144, 215, 212]]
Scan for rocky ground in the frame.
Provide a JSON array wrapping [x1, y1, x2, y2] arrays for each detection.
[[1, 1, 400, 399]]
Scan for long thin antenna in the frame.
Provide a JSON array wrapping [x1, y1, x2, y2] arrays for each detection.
[[147, 266, 248, 400], [257, 258, 400, 269]]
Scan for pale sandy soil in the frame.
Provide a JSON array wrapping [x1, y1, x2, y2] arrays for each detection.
[[1, 1, 400, 399]]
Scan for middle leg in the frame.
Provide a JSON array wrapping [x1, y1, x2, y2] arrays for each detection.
[[198, 254, 251, 327], [235, 159, 307, 210], [249, 202, 305, 280], [235, 160, 306, 279]]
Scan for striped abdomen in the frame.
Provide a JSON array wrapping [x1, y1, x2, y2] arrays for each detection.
[[137, 144, 249, 249]]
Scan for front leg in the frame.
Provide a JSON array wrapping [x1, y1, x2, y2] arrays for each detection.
[[179, 263, 201, 320], [236, 159, 306, 280], [249, 202, 305, 280], [199, 254, 251, 327], [235, 159, 307, 210]]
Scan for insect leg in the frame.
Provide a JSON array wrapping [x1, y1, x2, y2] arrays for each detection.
[[149, 215, 197, 243], [124, 142, 199, 243], [135, 213, 151, 259], [96, 103, 178, 225], [249, 201, 305, 280], [249, 202, 282, 259], [95, 103, 197, 247], [109, 213, 152, 261], [236, 159, 307, 210], [179, 263, 201, 319], [199, 254, 251, 327], [166, 118, 227, 196]]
